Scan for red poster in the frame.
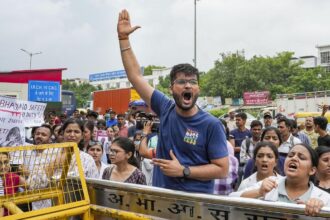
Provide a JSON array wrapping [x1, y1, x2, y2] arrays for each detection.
[[243, 91, 270, 105]]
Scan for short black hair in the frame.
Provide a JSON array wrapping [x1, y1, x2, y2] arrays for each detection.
[[235, 112, 247, 121], [87, 111, 98, 119], [170, 63, 199, 84], [117, 114, 125, 119], [250, 120, 263, 129], [278, 117, 292, 129], [289, 119, 297, 129], [38, 124, 53, 136], [313, 116, 328, 130]]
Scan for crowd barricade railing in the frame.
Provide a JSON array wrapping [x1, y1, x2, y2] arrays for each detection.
[[0, 143, 90, 219], [86, 178, 330, 220]]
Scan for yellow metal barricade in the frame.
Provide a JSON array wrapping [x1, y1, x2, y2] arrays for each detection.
[[0, 143, 90, 219]]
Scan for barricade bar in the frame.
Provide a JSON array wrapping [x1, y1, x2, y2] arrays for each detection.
[[0, 143, 90, 219], [90, 204, 153, 220], [86, 178, 330, 220]]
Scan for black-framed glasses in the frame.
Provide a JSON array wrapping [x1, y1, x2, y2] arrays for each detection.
[[109, 149, 124, 155], [89, 140, 103, 146], [173, 79, 198, 86]]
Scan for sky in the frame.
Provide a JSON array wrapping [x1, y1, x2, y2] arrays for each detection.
[[1, 0, 329, 79]]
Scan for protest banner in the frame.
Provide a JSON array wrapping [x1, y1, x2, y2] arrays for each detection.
[[0, 96, 46, 163]]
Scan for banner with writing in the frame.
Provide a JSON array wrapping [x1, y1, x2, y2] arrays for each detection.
[[0, 96, 46, 149]]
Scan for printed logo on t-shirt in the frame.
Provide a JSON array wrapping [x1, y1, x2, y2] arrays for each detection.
[[183, 129, 199, 145]]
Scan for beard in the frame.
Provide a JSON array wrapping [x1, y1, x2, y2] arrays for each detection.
[[172, 92, 199, 111]]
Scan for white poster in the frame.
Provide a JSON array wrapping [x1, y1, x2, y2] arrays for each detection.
[[0, 96, 46, 148]]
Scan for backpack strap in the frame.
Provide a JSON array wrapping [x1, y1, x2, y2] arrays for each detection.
[[245, 137, 251, 157], [289, 135, 294, 149]]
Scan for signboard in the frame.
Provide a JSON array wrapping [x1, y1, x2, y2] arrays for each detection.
[[86, 179, 330, 220], [89, 67, 144, 82], [0, 96, 46, 162], [243, 91, 270, 105], [28, 80, 60, 102]]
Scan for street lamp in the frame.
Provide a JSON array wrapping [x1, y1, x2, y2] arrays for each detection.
[[20, 48, 42, 69], [193, 0, 199, 68]]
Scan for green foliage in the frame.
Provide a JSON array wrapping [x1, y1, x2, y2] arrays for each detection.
[[62, 80, 100, 108], [201, 51, 330, 100], [144, 65, 166, 76], [156, 75, 171, 97], [208, 108, 228, 118]]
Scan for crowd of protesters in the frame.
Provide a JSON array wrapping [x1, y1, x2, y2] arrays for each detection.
[[1, 104, 330, 216], [1, 8, 330, 217]]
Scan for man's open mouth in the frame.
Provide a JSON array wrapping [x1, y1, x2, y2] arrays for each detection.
[[183, 92, 192, 101]]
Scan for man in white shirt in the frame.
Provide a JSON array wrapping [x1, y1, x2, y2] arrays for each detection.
[[277, 118, 301, 156]]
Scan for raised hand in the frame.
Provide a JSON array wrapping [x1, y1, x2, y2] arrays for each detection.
[[117, 9, 141, 40], [259, 177, 277, 197]]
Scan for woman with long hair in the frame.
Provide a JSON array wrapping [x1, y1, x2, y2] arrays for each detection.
[[231, 144, 330, 216], [315, 146, 330, 193], [57, 118, 99, 178], [87, 141, 109, 179], [102, 137, 146, 185], [243, 127, 284, 178], [237, 141, 280, 191], [83, 121, 98, 152]]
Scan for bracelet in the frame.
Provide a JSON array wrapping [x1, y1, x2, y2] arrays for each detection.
[[118, 36, 129, 41], [120, 46, 131, 52]]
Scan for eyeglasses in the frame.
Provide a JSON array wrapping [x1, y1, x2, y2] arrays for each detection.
[[173, 79, 198, 86], [89, 140, 103, 146], [109, 149, 124, 155]]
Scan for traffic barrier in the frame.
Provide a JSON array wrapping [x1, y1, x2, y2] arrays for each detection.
[[86, 178, 330, 220], [0, 143, 90, 219]]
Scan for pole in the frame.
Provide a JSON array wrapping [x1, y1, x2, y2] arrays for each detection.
[[29, 54, 32, 70], [20, 49, 42, 69], [194, 0, 197, 68]]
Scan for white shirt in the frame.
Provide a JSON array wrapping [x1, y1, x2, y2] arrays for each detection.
[[278, 134, 301, 154], [237, 172, 259, 192], [240, 138, 258, 164], [68, 151, 99, 179]]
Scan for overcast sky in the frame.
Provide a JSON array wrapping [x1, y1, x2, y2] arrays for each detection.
[[1, 0, 329, 79]]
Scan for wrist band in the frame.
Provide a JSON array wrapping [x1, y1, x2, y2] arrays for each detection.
[[120, 46, 131, 52], [119, 36, 129, 41]]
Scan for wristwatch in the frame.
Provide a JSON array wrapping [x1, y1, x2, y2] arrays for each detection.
[[183, 166, 191, 178]]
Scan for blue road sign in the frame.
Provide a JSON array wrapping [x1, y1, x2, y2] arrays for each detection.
[[28, 80, 60, 102]]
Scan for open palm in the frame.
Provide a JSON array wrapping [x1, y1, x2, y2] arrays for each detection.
[[117, 9, 140, 40]]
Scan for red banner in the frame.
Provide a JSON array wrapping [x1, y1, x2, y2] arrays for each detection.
[[243, 91, 270, 105]]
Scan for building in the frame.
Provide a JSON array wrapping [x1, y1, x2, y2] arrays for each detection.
[[0, 68, 65, 100], [89, 67, 171, 90], [66, 78, 88, 86], [316, 44, 330, 71], [291, 55, 317, 69], [290, 44, 330, 71]]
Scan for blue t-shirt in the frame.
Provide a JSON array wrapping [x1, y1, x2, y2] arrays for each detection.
[[151, 90, 228, 193], [106, 119, 118, 128], [229, 128, 251, 161]]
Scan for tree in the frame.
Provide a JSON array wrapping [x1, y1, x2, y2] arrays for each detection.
[[156, 75, 171, 97], [200, 50, 324, 100], [62, 80, 100, 107], [144, 65, 166, 76]]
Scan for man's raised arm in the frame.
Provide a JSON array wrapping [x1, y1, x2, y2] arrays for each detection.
[[118, 9, 154, 107]]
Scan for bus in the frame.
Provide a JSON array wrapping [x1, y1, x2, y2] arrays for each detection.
[[62, 90, 77, 116]]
